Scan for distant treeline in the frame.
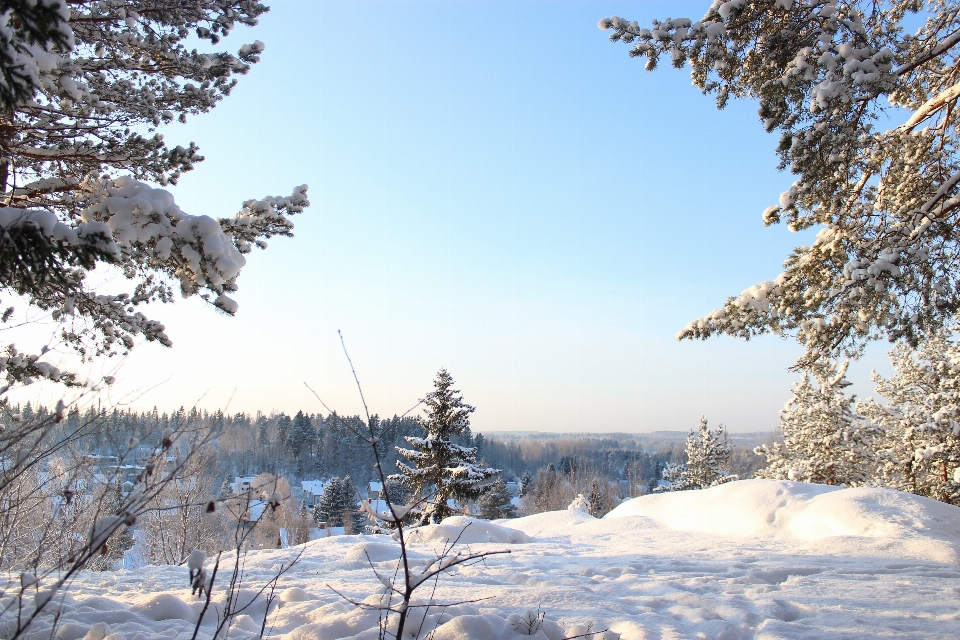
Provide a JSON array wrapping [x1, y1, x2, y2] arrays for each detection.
[[1, 403, 768, 495]]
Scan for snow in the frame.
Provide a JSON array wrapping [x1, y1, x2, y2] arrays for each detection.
[[404, 516, 532, 545], [10, 480, 960, 639]]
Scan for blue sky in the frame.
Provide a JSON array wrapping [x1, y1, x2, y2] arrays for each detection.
[[18, 1, 894, 432]]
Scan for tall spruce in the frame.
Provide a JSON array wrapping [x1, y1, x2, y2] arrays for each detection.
[[394, 369, 498, 524]]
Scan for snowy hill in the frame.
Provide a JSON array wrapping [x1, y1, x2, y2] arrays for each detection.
[[13, 480, 960, 639]]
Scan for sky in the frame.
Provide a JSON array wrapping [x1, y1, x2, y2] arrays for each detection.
[[12, 0, 894, 432]]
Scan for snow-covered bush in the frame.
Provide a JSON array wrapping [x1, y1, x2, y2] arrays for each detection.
[[602, 2, 960, 366]]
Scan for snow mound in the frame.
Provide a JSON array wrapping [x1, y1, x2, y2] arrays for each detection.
[[506, 507, 596, 538], [605, 479, 960, 561], [130, 593, 194, 622], [406, 516, 531, 545], [342, 540, 401, 567], [279, 587, 314, 602]]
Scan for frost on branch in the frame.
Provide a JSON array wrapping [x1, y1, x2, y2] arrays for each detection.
[[603, 1, 960, 364]]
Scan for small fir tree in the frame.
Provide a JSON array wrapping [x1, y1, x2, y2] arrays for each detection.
[[519, 471, 532, 497], [587, 478, 605, 518], [394, 369, 499, 524], [477, 478, 516, 520], [316, 477, 350, 527]]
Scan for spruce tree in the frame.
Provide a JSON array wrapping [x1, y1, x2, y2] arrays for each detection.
[[587, 478, 604, 518], [316, 477, 348, 527], [394, 369, 498, 524], [315, 476, 362, 530], [288, 410, 316, 475], [477, 478, 516, 520], [756, 361, 876, 486], [519, 471, 532, 497]]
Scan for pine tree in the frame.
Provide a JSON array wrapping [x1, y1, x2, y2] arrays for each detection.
[[756, 361, 876, 486], [858, 331, 960, 503], [393, 369, 498, 524], [662, 416, 737, 491], [602, 3, 960, 366], [477, 478, 516, 520], [0, 0, 74, 110], [0, 1, 310, 386]]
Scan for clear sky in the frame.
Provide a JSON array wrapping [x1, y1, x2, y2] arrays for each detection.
[[13, 1, 893, 432]]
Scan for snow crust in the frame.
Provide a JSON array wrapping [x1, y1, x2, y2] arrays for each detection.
[[10, 480, 960, 639]]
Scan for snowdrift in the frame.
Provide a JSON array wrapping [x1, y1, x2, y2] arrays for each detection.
[[404, 516, 532, 545], [604, 479, 960, 562]]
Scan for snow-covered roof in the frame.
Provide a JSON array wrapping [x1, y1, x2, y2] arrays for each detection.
[[302, 480, 327, 496], [369, 481, 382, 492]]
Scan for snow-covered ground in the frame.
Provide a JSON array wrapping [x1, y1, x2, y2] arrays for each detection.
[[12, 480, 960, 639]]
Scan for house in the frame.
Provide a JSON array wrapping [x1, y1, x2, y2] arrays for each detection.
[[301, 479, 327, 507], [368, 481, 382, 500], [230, 476, 257, 495]]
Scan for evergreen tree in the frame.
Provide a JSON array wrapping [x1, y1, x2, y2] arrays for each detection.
[[0, 1, 310, 386], [756, 361, 876, 486], [394, 369, 498, 524], [315, 476, 362, 530], [662, 416, 737, 491], [477, 478, 516, 520], [316, 477, 347, 527], [602, 3, 960, 365], [858, 331, 960, 503], [277, 413, 292, 449]]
